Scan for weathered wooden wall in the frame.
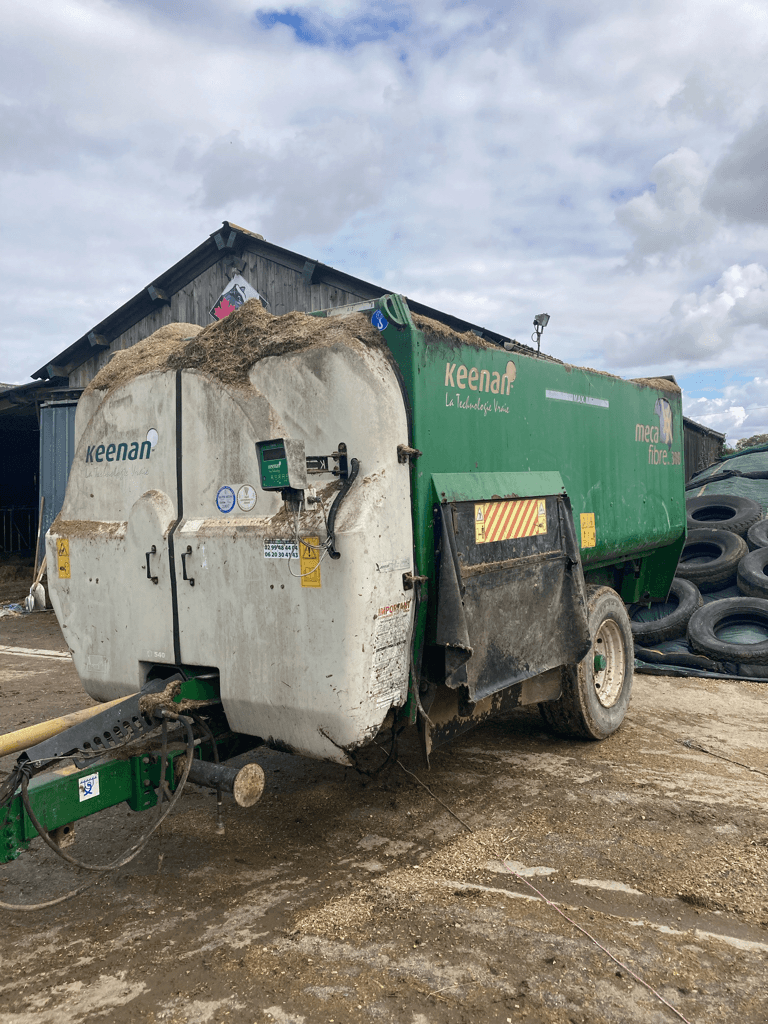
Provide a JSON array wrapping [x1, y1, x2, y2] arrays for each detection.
[[683, 417, 724, 481], [69, 250, 371, 389]]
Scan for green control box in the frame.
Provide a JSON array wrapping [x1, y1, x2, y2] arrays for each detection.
[[256, 438, 308, 491]]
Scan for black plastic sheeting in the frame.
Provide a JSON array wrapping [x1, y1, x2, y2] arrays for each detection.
[[685, 445, 768, 515]]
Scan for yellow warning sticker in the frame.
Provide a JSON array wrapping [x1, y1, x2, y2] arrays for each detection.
[[580, 513, 596, 548], [57, 538, 71, 578], [299, 536, 321, 588], [474, 499, 547, 544]]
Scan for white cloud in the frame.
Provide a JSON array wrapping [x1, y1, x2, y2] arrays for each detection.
[[1, 0, 768, 399], [684, 377, 768, 442], [614, 148, 717, 262], [703, 111, 768, 223], [665, 263, 768, 363], [606, 263, 768, 373], [673, 263, 768, 341]]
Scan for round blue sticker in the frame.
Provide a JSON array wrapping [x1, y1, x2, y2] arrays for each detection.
[[371, 309, 388, 331], [216, 485, 236, 513]]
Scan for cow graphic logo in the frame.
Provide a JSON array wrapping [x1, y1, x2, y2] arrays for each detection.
[[654, 398, 673, 449]]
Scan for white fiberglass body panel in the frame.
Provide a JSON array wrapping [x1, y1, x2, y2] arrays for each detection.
[[47, 333, 415, 763], [47, 373, 178, 698]]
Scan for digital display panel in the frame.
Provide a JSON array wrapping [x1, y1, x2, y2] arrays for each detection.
[[261, 446, 286, 462]]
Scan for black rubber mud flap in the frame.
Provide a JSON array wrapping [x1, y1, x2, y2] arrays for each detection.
[[434, 505, 473, 686], [434, 495, 590, 702], [422, 669, 562, 759]]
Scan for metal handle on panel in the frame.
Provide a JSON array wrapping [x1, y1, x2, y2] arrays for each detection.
[[145, 545, 158, 585], [181, 546, 195, 586]]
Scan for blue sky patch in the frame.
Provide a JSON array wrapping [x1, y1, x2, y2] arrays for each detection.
[[256, 10, 323, 44], [678, 368, 756, 398], [255, 8, 411, 48], [610, 182, 656, 203]]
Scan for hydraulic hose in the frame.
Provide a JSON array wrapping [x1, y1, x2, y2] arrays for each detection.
[[327, 458, 360, 559]]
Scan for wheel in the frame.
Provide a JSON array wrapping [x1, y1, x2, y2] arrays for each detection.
[[737, 548, 768, 599], [687, 597, 768, 664], [686, 494, 762, 537], [539, 586, 633, 740], [628, 578, 703, 644], [746, 518, 768, 551], [675, 529, 747, 592]]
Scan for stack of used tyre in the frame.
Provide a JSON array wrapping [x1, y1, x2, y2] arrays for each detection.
[[629, 494, 768, 676]]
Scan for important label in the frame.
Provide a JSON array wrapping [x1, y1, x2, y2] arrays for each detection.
[[299, 537, 321, 588], [474, 499, 547, 544], [78, 772, 100, 802], [371, 601, 412, 709], [580, 512, 596, 548], [57, 538, 71, 579]]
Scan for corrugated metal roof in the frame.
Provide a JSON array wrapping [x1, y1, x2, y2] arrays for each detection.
[[0, 378, 79, 405]]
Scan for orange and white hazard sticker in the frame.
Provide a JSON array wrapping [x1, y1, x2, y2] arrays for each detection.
[[474, 499, 547, 544]]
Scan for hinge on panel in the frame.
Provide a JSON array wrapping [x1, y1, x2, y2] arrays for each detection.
[[403, 572, 428, 590], [397, 444, 422, 463]]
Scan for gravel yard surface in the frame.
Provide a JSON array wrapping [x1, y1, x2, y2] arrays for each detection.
[[1, 610, 767, 1024]]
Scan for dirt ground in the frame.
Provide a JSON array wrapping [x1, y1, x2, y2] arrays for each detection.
[[1, 607, 767, 1024]]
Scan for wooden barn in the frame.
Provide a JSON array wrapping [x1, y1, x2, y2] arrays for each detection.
[[32, 222, 514, 392], [682, 416, 725, 482], [4, 221, 726, 550], [20, 222, 521, 539]]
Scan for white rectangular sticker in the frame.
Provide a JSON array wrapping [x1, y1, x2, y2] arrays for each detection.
[[545, 389, 609, 409], [371, 600, 413, 709], [264, 539, 299, 559], [375, 557, 410, 574], [78, 773, 100, 802], [181, 519, 205, 532]]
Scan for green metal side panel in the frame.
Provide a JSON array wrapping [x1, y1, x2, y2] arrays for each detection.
[[376, 298, 686, 611], [431, 471, 565, 504]]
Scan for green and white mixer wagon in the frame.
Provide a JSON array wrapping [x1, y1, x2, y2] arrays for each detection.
[[0, 295, 685, 871]]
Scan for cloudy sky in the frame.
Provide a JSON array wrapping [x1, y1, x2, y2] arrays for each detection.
[[1, 0, 767, 441]]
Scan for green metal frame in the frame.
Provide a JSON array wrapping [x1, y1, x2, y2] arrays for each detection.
[[0, 725, 260, 865], [1, 748, 182, 864], [0, 677, 248, 865]]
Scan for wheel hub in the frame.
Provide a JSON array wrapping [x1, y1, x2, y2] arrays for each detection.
[[592, 617, 625, 708]]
